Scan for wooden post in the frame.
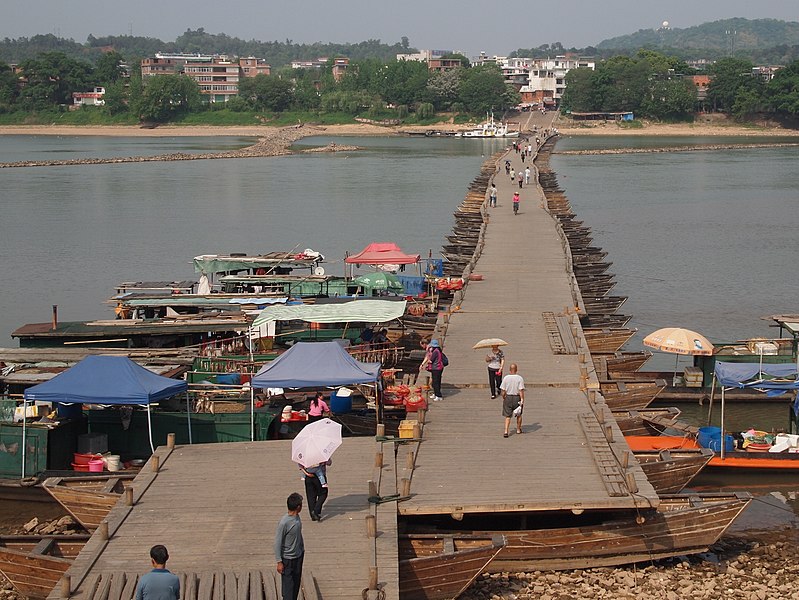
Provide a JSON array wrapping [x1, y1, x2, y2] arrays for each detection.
[[412, 422, 421, 439], [603, 423, 614, 443], [417, 408, 426, 424], [368, 566, 379, 590], [580, 366, 588, 379], [622, 452, 631, 469], [368, 480, 378, 499], [579, 374, 587, 390], [578, 352, 586, 364], [374, 452, 383, 468], [406, 451, 415, 470], [167, 433, 176, 449], [151, 455, 160, 473], [401, 477, 411, 497], [125, 487, 134, 506], [60, 575, 70, 598], [596, 409, 605, 425], [376, 424, 385, 437], [99, 521, 109, 541], [365, 515, 376, 538], [626, 472, 639, 494]]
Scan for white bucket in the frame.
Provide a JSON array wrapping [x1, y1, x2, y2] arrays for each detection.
[[105, 455, 121, 472]]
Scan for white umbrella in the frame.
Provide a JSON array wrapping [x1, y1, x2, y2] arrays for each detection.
[[291, 418, 342, 468], [472, 338, 509, 350]]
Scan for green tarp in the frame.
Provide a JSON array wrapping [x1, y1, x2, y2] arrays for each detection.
[[253, 299, 407, 327]]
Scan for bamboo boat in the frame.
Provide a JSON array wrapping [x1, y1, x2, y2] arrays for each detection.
[[403, 493, 751, 573], [398, 534, 505, 600], [0, 534, 91, 599], [573, 262, 613, 276], [634, 448, 714, 493], [580, 314, 633, 328], [599, 380, 667, 411], [43, 474, 135, 531], [583, 328, 637, 353]]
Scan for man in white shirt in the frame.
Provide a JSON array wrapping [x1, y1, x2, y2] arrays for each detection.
[[499, 363, 525, 438]]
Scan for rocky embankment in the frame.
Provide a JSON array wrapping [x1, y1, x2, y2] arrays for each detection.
[[556, 142, 799, 156], [0, 125, 359, 168], [462, 533, 799, 600]]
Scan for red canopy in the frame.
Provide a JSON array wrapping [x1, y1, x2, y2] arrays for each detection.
[[345, 242, 420, 265]]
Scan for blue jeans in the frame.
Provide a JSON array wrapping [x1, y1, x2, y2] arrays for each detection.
[[281, 554, 304, 600]]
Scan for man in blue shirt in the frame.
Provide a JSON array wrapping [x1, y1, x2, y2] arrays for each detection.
[[135, 544, 180, 600], [275, 492, 305, 600]]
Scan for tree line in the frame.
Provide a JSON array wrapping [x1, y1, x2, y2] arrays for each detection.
[[0, 50, 520, 123], [560, 51, 799, 121]]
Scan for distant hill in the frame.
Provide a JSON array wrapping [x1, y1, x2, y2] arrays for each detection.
[[597, 18, 799, 52]]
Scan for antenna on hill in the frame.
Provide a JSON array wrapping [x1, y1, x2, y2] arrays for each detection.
[[128, 22, 133, 36], [725, 29, 737, 57]]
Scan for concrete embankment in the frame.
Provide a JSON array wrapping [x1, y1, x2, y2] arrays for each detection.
[[0, 126, 357, 169], [556, 142, 799, 156]]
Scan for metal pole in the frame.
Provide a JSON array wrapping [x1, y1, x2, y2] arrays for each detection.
[[146, 404, 155, 454], [21, 398, 27, 479], [720, 387, 726, 460], [185, 391, 193, 445]]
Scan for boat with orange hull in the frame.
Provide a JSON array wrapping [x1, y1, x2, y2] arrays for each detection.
[[626, 436, 799, 471]]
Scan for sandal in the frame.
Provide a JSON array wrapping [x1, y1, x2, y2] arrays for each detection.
[[516, 430, 524, 434], [503, 433, 509, 438]]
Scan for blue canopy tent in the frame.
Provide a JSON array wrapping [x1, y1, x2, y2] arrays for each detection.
[[712, 361, 799, 458], [252, 342, 381, 440], [23, 356, 188, 477]]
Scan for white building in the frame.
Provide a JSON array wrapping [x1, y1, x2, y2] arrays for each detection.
[[523, 56, 595, 106], [72, 87, 105, 107]]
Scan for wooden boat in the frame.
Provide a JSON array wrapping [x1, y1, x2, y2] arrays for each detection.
[[583, 296, 627, 314], [43, 474, 135, 531], [580, 314, 632, 328], [583, 328, 637, 353], [634, 448, 714, 493], [626, 436, 799, 470], [592, 351, 651, 375], [398, 534, 505, 600], [403, 493, 751, 573], [599, 380, 667, 411], [0, 534, 91, 599], [613, 407, 683, 436]]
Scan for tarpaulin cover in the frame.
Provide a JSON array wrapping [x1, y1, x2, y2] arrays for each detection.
[[345, 242, 420, 265], [24, 355, 187, 405], [714, 361, 799, 398], [251, 341, 380, 388], [252, 299, 406, 327]]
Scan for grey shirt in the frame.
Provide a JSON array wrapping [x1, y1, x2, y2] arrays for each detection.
[[135, 568, 180, 600], [274, 514, 304, 562]]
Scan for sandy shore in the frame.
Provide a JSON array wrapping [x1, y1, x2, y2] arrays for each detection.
[[1, 118, 796, 138]]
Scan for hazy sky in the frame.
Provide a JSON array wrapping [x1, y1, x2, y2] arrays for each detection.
[[4, 0, 797, 57]]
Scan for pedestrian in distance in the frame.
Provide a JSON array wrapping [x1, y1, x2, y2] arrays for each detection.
[[504, 160, 511, 175], [135, 545, 180, 600], [485, 345, 505, 399], [500, 363, 525, 437], [489, 182, 497, 208], [521, 151, 526, 163], [300, 459, 330, 521], [509, 167, 515, 182], [512, 191, 520, 215], [275, 492, 305, 600], [420, 339, 446, 401], [517, 171, 523, 188], [524, 166, 531, 185]]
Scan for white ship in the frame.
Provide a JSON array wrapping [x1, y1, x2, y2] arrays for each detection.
[[457, 114, 519, 138]]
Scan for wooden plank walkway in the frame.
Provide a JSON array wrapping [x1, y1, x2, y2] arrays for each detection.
[[402, 140, 657, 516], [52, 439, 398, 600]]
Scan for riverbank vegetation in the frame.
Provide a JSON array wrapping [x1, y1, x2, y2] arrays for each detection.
[[560, 51, 799, 122]]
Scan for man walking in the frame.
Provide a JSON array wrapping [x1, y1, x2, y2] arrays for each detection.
[[524, 166, 531, 185], [135, 545, 180, 600], [275, 493, 305, 600], [499, 364, 525, 437], [489, 182, 497, 208]]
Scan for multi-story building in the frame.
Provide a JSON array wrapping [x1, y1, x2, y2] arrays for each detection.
[[521, 55, 595, 107], [502, 57, 532, 87], [141, 53, 271, 103], [72, 87, 105, 107], [398, 50, 463, 72], [331, 58, 349, 82], [290, 58, 329, 70]]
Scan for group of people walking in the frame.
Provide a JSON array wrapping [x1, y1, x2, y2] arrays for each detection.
[[485, 345, 526, 437]]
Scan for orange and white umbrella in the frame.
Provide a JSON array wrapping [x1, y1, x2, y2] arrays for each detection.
[[643, 327, 714, 356]]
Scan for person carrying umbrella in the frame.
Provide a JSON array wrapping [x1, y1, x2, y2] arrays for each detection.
[[300, 460, 330, 522], [485, 345, 505, 399], [291, 418, 342, 522]]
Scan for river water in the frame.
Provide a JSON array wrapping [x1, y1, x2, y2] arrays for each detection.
[[2, 132, 798, 528]]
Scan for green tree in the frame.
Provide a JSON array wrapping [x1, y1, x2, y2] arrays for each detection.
[[137, 74, 201, 122], [426, 68, 461, 110], [0, 61, 17, 109], [238, 74, 294, 111], [102, 80, 128, 115], [561, 67, 598, 112], [18, 51, 93, 109], [378, 59, 429, 106], [707, 58, 755, 111], [94, 51, 126, 86], [766, 59, 799, 117], [640, 79, 697, 120], [458, 64, 509, 114]]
